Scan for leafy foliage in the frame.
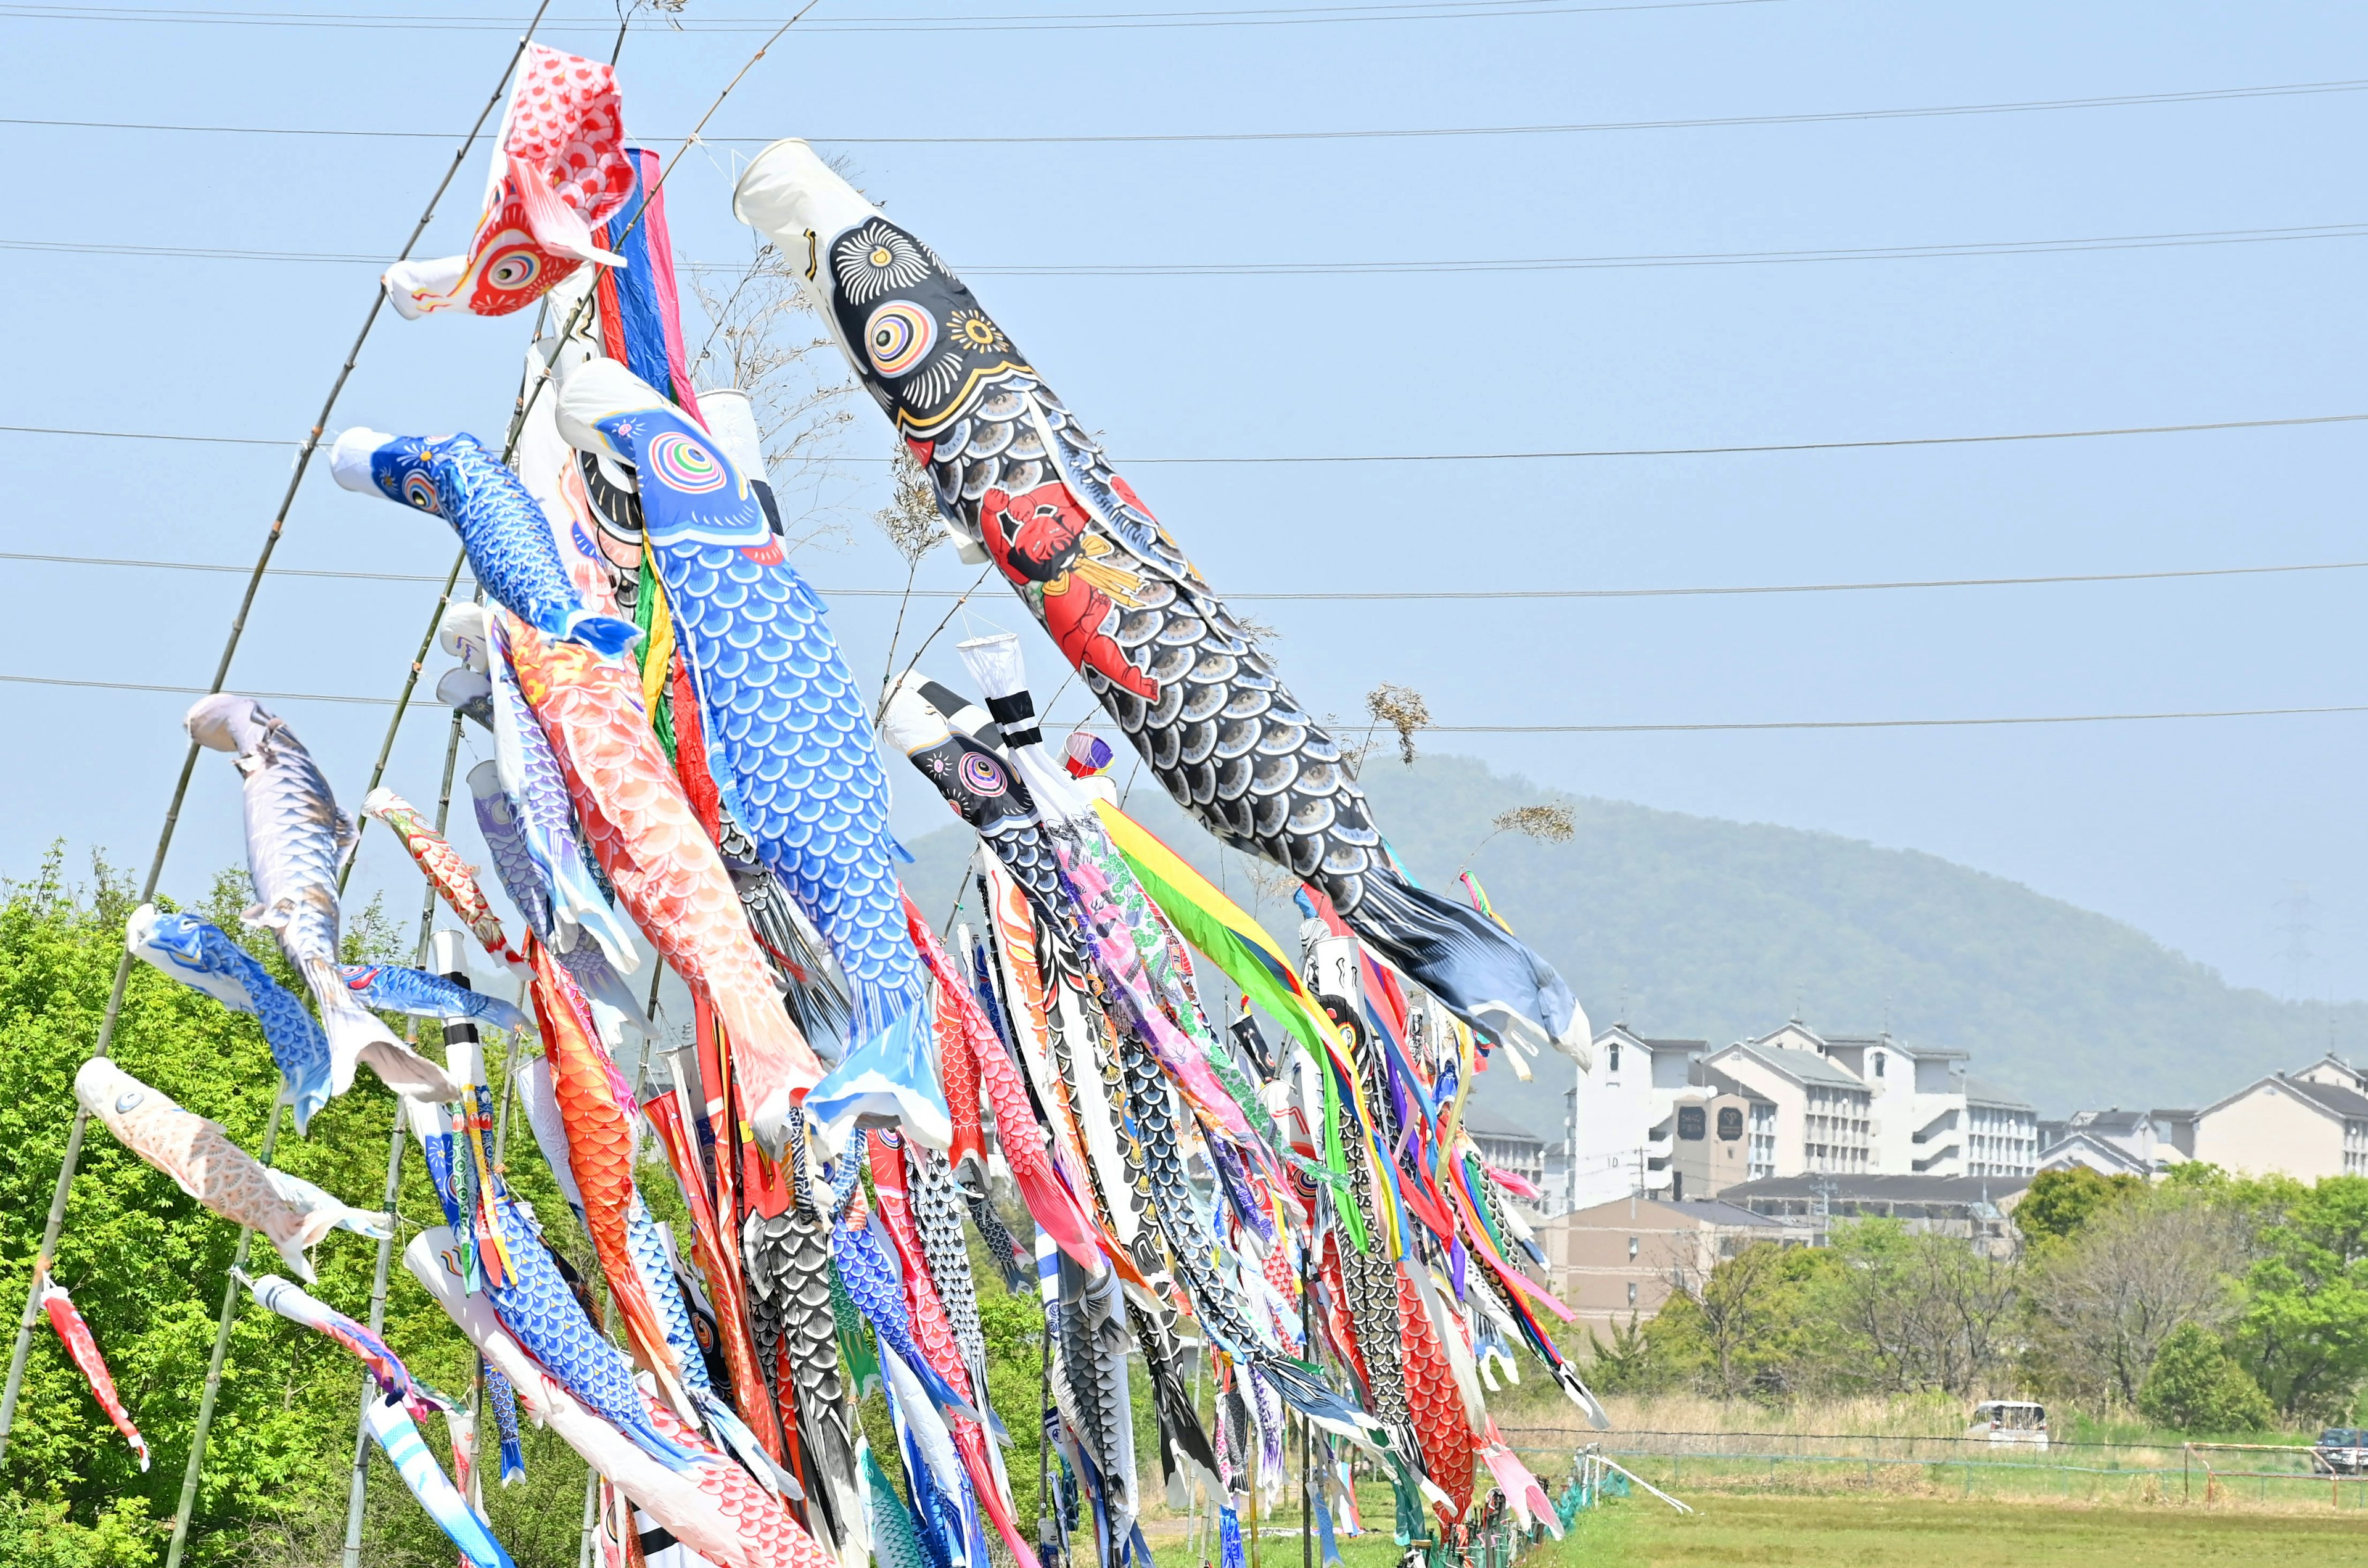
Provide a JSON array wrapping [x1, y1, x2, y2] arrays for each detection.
[[0, 850, 592, 1566], [2015, 1168, 2143, 1249], [2138, 1323, 2274, 1432]]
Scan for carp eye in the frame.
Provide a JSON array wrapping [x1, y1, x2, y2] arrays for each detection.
[[865, 300, 937, 378], [646, 430, 728, 495], [401, 472, 440, 512], [485, 247, 542, 291]]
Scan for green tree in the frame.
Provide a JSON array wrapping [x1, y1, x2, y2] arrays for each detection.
[[1649, 1241, 1840, 1398], [0, 852, 590, 1566], [1815, 1219, 2019, 1397], [1579, 1314, 1662, 1395], [2014, 1168, 2142, 1249], [2232, 1175, 2368, 1420], [2137, 1322, 2274, 1432], [2022, 1183, 2247, 1407]]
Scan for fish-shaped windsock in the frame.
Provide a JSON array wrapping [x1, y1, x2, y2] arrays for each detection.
[[467, 760, 652, 1040], [404, 1229, 838, 1568], [243, 1271, 419, 1404], [37, 1278, 147, 1470], [527, 944, 691, 1416], [733, 141, 1585, 1061], [829, 1205, 976, 1419], [184, 694, 460, 1104], [477, 1192, 704, 1472], [364, 1392, 518, 1568], [335, 429, 640, 659], [500, 612, 822, 1155], [485, 1360, 528, 1486], [383, 43, 630, 320], [126, 903, 333, 1133], [337, 963, 530, 1033], [360, 787, 524, 967], [76, 1059, 388, 1284], [548, 355, 943, 1154], [448, 609, 644, 977]]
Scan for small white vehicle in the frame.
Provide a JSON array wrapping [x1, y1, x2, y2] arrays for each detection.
[[1967, 1400, 2049, 1449]]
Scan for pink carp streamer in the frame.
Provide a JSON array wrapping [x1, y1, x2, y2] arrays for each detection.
[[38, 1278, 147, 1470]]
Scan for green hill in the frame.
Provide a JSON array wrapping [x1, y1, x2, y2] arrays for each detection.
[[902, 753, 2361, 1135]]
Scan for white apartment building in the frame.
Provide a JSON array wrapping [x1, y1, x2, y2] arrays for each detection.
[[1707, 1034, 1873, 1176], [1572, 1019, 2039, 1198], [1568, 1026, 1711, 1209], [1963, 1080, 2041, 1176]]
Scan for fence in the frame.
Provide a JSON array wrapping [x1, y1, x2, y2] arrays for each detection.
[[1495, 1427, 2368, 1511]]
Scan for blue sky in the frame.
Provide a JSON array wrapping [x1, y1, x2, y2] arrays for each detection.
[[1, 1, 2362, 1012]]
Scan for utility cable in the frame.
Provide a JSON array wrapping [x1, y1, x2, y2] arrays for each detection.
[[9, 546, 2368, 601], [6, 74, 2361, 142], [12, 218, 2364, 274], [4, 672, 2361, 734], [0, 0, 1785, 36], [6, 410, 2362, 464]]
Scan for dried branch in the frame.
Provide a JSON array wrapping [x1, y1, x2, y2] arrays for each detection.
[[1365, 682, 1431, 767]]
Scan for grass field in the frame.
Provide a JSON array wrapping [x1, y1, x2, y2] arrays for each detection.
[[1503, 1495, 2368, 1568]]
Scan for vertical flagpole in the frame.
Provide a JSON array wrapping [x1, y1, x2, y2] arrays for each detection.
[[0, 0, 556, 1471]]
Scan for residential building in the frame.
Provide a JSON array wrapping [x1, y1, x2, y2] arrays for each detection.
[[1465, 1111, 1547, 1194], [1963, 1079, 2041, 1177], [1707, 1032, 1873, 1176], [1568, 1026, 1713, 1209], [1537, 1195, 1810, 1336], [2037, 1108, 2185, 1175], [1720, 1173, 2030, 1257], [2192, 1069, 2368, 1180]]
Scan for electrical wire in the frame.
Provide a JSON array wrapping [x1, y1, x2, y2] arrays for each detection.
[[0, 0, 1777, 33], [8, 547, 2367, 601], [7, 410, 2358, 463], [5, 668, 2358, 734], [12, 220, 2364, 274], [5, 75, 2362, 142]]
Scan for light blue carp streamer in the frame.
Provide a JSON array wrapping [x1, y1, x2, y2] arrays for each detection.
[[467, 766, 552, 940], [336, 429, 639, 658], [483, 1198, 702, 1473], [1219, 1503, 1245, 1568], [335, 963, 530, 1033], [565, 363, 939, 1143], [483, 1359, 525, 1485], [468, 763, 646, 1028], [364, 1394, 516, 1568], [484, 627, 639, 968], [126, 905, 332, 1131], [627, 1192, 712, 1401]]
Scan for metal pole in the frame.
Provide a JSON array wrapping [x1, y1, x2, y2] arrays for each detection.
[[0, 1, 555, 1466], [162, 1097, 287, 1568], [1300, 1230, 1315, 1568]]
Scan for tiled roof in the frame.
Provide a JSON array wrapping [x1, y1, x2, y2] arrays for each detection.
[[1965, 1077, 2034, 1111], [1725, 1041, 1867, 1090]]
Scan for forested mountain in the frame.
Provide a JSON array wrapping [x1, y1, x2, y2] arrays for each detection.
[[905, 753, 2364, 1133]]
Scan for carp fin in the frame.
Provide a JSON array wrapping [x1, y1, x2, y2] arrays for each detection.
[[555, 609, 642, 658]]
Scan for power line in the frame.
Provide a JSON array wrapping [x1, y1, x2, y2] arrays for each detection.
[[14, 220, 2364, 275], [6, 668, 2360, 733], [11, 546, 2367, 601], [4, 410, 2361, 463], [1424, 705, 2368, 733], [5, 75, 2363, 143], [0, 0, 1776, 35]]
